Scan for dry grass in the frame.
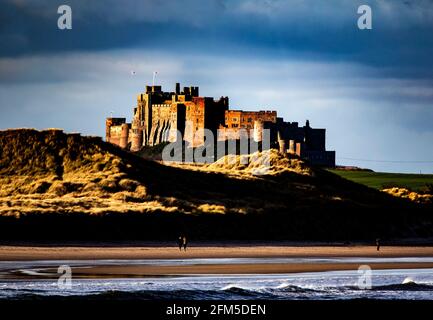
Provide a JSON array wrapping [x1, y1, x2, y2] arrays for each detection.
[[2, 129, 432, 241], [382, 187, 433, 204], [166, 149, 312, 180], [0, 129, 427, 219], [0, 129, 183, 216], [1, 130, 311, 216]]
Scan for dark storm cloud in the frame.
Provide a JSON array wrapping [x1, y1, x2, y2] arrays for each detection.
[[1, 0, 433, 74]]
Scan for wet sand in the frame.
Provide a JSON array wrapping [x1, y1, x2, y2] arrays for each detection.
[[1, 245, 433, 261], [1, 245, 433, 277], [66, 262, 433, 277]]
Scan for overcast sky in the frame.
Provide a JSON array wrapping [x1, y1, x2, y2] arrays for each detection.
[[0, 0, 432, 173]]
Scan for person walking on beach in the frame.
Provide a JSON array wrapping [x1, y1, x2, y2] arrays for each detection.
[[177, 236, 183, 251], [376, 238, 381, 251], [182, 236, 188, 251]]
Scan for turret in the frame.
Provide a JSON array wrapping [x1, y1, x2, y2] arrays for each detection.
[[276, 131, 284, 154], [253, 120, 264, 142], [130, 128, 143, 152], [289, 140, 296, 154], [120, 123, 129, 149]]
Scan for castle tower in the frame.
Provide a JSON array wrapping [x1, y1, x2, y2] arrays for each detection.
[[277, 131, 286, 155], [105, 117, 126, 145], [130, 128, 143, 152], [105, 118, 113, 143], [289, 140, 296, 154], [278, 140, 286, 155], [119, 123, 129, 149], [253, 120, 264, 142]]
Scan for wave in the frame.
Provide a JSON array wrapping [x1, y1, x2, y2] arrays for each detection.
[[220, 284, 269, 299], [220, 283, 319, 299], [1, 288, 273, 301], [340, 280, 433, 292], [2, 279, 433, 301], [372, 282, 433, 292], [274, 283, 319, 293]]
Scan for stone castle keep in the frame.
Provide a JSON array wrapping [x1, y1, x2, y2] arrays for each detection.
[[106, 83, 335, 167]]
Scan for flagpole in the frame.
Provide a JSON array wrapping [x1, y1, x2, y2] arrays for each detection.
[[152, 71, 158, 86]]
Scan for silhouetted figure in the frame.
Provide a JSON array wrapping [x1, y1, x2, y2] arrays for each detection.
[[376, 238, 381, 251], [177, 236, 183, 251], [183, 236, 188, 251]]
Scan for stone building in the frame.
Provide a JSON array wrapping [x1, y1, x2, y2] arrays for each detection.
[[106, 83, 335, 167]]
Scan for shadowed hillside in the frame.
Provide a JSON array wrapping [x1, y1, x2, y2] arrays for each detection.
[[0, 129, 432, 241]]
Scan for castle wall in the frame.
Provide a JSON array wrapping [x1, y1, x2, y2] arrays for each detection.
[[184, 99, 205, 147], [303, 150, 336, 167], [225, 110, 277, 130], [168, 103, 186, 143], [107, 126, 121, 145], [217, 127, 252, 141], [306, 128, 326, 151], [148, 104, 172, 146], [105, 117, 128, 147]]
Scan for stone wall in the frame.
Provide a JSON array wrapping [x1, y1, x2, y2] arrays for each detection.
[[147, 104, 172, 146]]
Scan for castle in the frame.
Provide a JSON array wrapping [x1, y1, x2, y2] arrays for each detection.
[[106, 83, 335, 167]]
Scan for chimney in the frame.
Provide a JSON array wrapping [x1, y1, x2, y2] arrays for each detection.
[[175, 83, 180, 95]]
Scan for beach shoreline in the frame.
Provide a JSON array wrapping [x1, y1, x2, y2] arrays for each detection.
[[1, 245, 433, 278], [1, 245, 433, 261]]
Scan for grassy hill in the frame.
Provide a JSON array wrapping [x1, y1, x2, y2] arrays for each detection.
[[329, 170, 433, 192], [0, 129, 432, 241]]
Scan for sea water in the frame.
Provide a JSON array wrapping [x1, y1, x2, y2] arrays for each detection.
[[1, 258, 433, 300]]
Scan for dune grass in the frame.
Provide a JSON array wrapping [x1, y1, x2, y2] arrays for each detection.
[[1, 129, 433, 240], [166, 149, 312, 180], [0, 129, 429, 219]]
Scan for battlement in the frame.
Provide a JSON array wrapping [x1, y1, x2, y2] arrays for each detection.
[[145, 85, 162, 93]]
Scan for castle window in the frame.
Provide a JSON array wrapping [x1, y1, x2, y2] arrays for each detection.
[[232, 117, 238, 122], [248, 118, 252, 122], [232, 124, 239, 128]]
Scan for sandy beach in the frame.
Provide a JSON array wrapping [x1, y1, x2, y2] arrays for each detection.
[[1, 245, 433, 261], [2, 245, 433, 277]]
